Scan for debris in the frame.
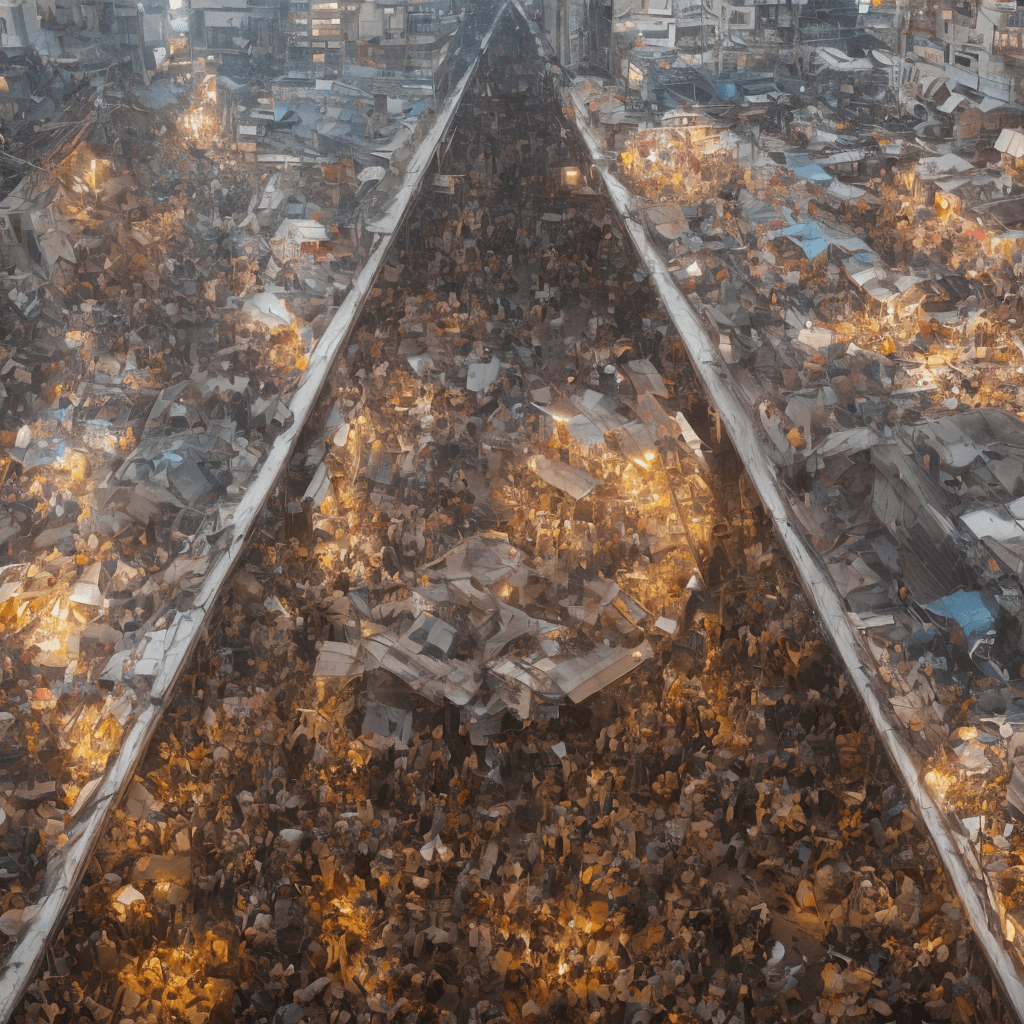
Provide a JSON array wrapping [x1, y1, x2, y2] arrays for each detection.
[[2, 5, 1023, 1024]]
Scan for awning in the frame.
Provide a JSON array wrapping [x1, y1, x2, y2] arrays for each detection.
[[920, 74, 950, 99], [979, 95, 1011, 112]]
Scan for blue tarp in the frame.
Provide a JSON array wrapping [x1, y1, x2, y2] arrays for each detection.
[[776, 221, 830, 259], [790, 162, 833, 183], [784, 154, 833, 183], [770, 220, 874, 261], [922, 591, 998, 646]]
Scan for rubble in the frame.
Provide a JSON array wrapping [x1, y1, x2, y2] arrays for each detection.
[[548, 0, 1024, 1016], [6, 15, 1014, 1019], [0, 0, 513, 1013], [2, 0, 1024, 1021]]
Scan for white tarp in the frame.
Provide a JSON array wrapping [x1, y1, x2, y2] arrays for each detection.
[[997, 128, 1024, 158]]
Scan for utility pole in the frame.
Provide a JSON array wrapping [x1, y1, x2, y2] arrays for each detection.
[[308, 0, 314, 77], [717, 0, 724, 73], [895, 0, 908, 115], [340, 8, 346, 78], [791, 0, 800, 75]]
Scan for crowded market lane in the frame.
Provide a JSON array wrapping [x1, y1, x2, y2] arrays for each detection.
[[5, 14, 1013, 1024]]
